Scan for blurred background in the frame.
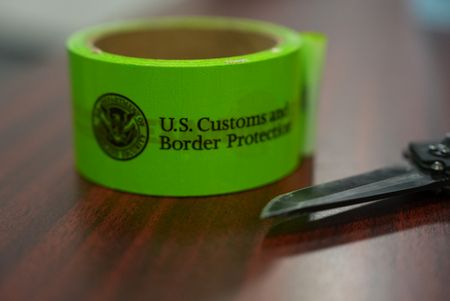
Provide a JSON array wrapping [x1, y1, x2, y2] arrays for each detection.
[[0, 0, 449, 181], [1, 0, 449, 79], [0, 0, 180, 79]]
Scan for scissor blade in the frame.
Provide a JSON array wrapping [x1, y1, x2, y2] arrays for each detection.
[[261, 166, 443, 219]]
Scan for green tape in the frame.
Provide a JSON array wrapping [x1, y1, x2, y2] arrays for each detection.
[[67, 17, 326, 196]]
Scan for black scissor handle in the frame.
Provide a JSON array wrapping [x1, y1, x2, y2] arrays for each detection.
[[408, 133, 450, 176]]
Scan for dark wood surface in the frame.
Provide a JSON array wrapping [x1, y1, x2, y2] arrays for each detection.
[[1, 1, 450, 300]]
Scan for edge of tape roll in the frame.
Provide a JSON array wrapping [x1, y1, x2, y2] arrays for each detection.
[[67, 16, 326, 196]]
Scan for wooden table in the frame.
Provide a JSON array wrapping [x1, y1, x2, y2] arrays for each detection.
[[1, 1, 449, 300]]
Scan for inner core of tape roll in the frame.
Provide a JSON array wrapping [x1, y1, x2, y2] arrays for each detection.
[[93, 28, 278, 60]]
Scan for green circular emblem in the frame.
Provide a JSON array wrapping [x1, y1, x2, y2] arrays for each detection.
[[92, 93, 149, 160]]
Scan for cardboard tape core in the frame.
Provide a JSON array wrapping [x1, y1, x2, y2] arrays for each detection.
[[93, 28, 277, 59]]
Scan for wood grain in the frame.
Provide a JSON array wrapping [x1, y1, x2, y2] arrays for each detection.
[[1, 1, 450, 300]]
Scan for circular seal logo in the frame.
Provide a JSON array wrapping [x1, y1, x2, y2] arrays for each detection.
[[92, 93, 149, 160]]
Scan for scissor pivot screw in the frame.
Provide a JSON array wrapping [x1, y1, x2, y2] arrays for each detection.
[[428, 143, 450, 157], [438, 144, 449, 155], [431, 161, 444, 171]]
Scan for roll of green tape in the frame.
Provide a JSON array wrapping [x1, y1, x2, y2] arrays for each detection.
[[67, 17, 326, 196]]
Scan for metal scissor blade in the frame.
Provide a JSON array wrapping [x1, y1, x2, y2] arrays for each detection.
[[261, 166, 443, 219]]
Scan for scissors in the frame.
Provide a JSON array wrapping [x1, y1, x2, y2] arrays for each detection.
[[261, 133, 450, 219]]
